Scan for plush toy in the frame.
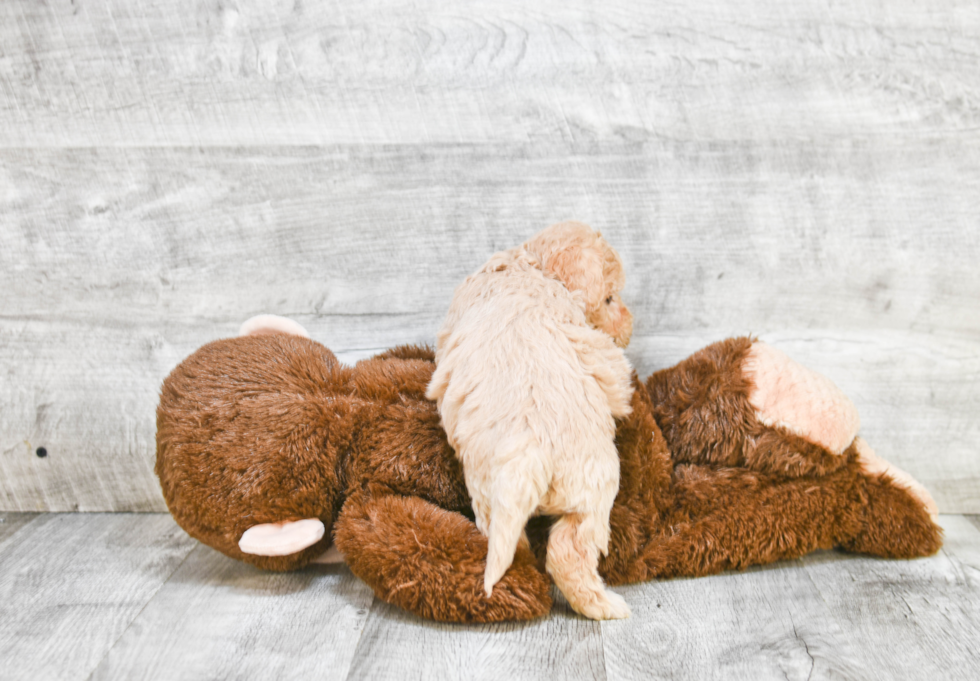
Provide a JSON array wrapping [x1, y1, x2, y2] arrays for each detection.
[[155, 316, 941, 623]]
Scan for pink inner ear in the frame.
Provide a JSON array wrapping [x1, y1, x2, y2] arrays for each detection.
[[238, 518, 325, 556], [745, 341, 860, 455], [238, 314, 310, 338]]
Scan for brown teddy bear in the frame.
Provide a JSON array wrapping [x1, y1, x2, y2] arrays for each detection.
[[155, 317, 941, 623]]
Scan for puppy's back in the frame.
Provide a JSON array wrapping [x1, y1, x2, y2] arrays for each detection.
[[427, 248, 621, 477]]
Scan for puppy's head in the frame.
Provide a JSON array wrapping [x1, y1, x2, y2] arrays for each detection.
[[524, 221, 633, 348]]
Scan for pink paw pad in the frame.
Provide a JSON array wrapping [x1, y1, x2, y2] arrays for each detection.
[[855, 437, 939, 520], [744, 341, 860, 455]]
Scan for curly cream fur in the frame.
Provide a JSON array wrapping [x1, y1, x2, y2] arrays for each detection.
[[425, 222, 634, 620]]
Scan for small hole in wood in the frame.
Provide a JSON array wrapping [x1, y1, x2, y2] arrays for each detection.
[[36, 447, 48, 458]]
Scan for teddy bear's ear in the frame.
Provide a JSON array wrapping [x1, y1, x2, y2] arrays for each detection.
[[238, 314, 310, 338], [239, 518, 325, 556], [525, 221, 609, 311]]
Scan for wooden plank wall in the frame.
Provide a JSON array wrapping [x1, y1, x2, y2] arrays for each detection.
[[1, 0, 978, 512]]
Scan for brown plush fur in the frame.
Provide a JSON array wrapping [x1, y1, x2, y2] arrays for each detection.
[[156, 334, 942, 623], [645, 337, 849, 478]]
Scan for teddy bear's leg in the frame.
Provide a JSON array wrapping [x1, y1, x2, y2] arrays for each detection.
[[743, 341, 860, 457], [743, 346, 938, 522], [610, 456, 941, 586], [238, 518, 325, 556], [546, 513, 631, 620], [615, 461, 842, 582], [646, 337, 856, 477], [333, 492, 553, 623], [839, 449, 944, 558], [853, 437, 939, 519]]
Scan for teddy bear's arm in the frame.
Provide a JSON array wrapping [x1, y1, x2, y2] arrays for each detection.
[[370, 344, 436, 362], [646, 337, 856, 478], [332, 490, 553, 623]]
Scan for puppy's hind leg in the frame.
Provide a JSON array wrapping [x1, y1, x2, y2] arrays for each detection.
[[547, 512, 631, 620], [483, 450, 548, 597]]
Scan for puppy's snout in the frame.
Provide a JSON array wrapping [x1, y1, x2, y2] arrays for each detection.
[[614, 303, 633, 348]]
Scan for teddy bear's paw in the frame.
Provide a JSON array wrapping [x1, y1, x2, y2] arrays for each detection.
[[567, 587, 631, 621], [335, 494, 552, 622], [744, 341, 860, 455], [479, 554, 555, 621], [238, 518, 325, 556], [855, 437, 939, 520], [239, 314, 310, 338]]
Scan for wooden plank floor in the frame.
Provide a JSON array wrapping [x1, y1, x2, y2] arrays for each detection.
[[2, 513, 979, 681]]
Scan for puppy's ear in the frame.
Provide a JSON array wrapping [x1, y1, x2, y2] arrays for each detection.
[[524, 222, 610, 311], [547, 245, 606, 312]]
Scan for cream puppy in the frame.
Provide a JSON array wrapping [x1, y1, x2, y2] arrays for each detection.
[[426, 222, 634, 620]]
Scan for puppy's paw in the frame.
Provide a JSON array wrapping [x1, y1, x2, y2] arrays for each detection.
[[570, 588, 631, 621]]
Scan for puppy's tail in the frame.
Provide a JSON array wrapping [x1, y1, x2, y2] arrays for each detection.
[[484, 443, 549, 597], [424, 360, 449, 402]]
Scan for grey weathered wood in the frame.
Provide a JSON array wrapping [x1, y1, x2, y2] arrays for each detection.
[[0, 512, 38, 545], [939, 514, 980, 576], [2, 513, 980, 680], [601, 559, 872, 680], [347, 589, 605, 681], [0, 513, 197, 681], [3, 143, 979, 337], [796, 519, 980, 680], [602, 517, 980, 681], [88, 546, 374, 681], [1, 141, 978, 512], [1, 0, 978, 147]]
